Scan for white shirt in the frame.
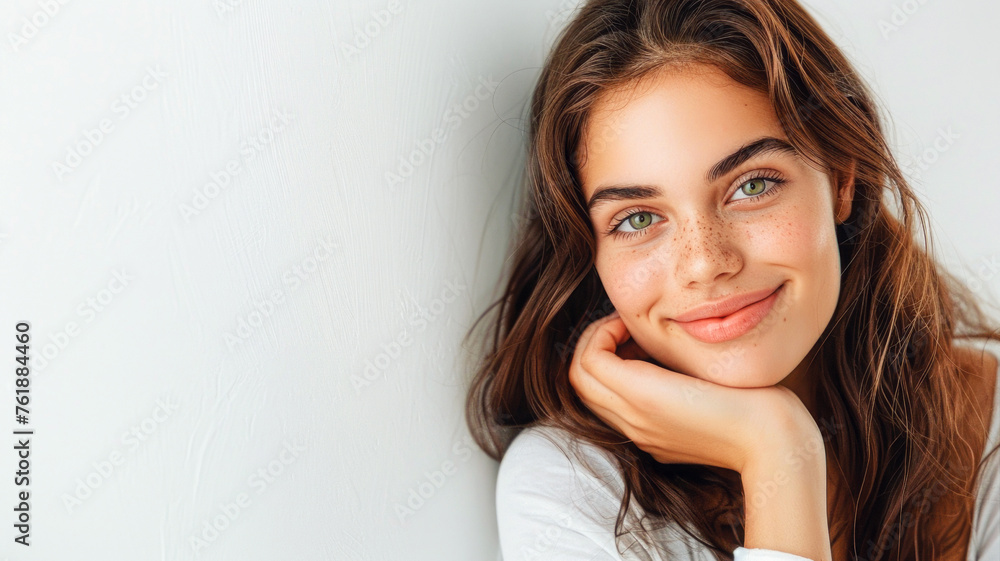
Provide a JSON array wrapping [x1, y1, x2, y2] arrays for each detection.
[[495, 339, 1000, 561]]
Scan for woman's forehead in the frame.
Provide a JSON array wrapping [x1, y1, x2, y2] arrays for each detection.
[[584, 65, 775, 141], [577, 66, 788, 192]]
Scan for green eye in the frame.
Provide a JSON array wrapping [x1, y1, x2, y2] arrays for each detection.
[[627, 212, 653, 230], [741, 178, 767, 196], [732, 176, 785, 202], [611, 210, 663, 239]]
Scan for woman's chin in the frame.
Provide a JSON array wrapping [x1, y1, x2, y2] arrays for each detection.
[[691, 366, 785, 389], [642, 345, 789, 388]]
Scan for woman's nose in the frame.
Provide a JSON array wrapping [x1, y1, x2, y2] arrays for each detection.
[[673, 215, 743, 287]]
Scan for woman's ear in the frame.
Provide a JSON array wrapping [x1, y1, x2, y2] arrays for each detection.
[[834, 161, 856, 224]]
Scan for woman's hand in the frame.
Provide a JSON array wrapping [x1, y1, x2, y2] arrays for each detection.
[[568, 310, 820, 474]]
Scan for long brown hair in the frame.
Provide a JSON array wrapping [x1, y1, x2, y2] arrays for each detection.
[[464, 0, 1000, 559]]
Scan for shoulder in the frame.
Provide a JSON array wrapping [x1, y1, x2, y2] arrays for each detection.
[[952, 340, 999, 434], [495, 424, 702, 560], [501, 424, 615, 467], [956, 340, 999, 388], [494, 425, 628, 558], [497, 424, 623, 504], [954, 340, 1000, 558]]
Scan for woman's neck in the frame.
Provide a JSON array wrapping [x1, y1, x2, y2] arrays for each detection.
[[778, 344, 823, 420]]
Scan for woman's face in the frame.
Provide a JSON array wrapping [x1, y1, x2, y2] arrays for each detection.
[[577, 64, 853, 389]]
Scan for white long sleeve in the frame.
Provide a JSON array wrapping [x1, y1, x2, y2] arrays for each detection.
[[495, 340, 1000, 561], [495, 423, 710, 560], [733, 547, 814, 561], [968, 339, 1000, 560]]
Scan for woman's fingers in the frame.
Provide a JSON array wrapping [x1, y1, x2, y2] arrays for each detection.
[[569, 312, 631, 412], [568, 347, 617, 409], [575, 389, 630, 439], [617, 335, 652, 361], [569, 311, 817, 471], [571, 311, 668, 410], [569, 312, 738, 467], [577, 312, 632, 376], [572, 313, 663, 424], [586, 311, 630, 354], [582, 315, 684, 398]]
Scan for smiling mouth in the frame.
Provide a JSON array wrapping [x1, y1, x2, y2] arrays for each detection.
[[671, 283, 785, 343]]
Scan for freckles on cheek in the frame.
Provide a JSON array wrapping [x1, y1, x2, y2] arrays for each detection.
[[743, 208, 829, 260]]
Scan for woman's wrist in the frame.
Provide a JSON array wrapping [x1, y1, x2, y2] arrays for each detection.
[[740, 433, 832, 561], [736, 386, 822, 472]]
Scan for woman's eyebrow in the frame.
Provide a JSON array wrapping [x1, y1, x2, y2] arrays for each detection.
[[586, 136, 796, 214], [707, 136, 796, 182]]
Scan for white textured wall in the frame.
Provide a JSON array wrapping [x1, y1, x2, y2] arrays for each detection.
[[0, 0, 996, 559]]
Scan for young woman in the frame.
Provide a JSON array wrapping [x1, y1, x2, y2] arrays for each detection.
[[464, 1, 1000, 559]]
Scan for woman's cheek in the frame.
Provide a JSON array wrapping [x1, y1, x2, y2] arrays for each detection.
[[786, 208, 840, 273], [599, 246, 672, 316], [743, 205, 840, 324], [745, 206, 823, 263]]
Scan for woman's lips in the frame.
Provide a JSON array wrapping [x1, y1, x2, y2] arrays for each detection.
[[672, 284, 784, 343]]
